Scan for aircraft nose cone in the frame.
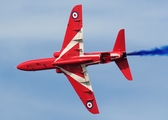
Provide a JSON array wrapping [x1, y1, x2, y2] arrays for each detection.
[[17, 64, 22, 70], [17, 63, 25, 70]]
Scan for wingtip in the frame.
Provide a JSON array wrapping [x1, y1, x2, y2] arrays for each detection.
[[127, 78, 133, 81], [72, 4, 82, 9], [88, 108, 99, 114], [85, 99, 99, 114], [126, 73, 133, 81]]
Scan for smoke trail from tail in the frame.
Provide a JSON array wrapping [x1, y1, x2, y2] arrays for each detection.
[[127, 45, 168, 56]]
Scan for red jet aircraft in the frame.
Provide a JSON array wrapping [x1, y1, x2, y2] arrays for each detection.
[[17, 4, 132, 114]]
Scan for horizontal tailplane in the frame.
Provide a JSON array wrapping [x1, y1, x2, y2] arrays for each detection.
[[115, 58, 132, 80]]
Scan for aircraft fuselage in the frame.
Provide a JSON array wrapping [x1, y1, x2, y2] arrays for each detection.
[[17, 51, 125, 72]]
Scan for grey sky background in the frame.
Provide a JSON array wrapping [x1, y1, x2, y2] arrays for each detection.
[[0, 0, 168, 120]]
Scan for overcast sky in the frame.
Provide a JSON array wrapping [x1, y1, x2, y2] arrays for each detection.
[[0, 0, 168, 120]]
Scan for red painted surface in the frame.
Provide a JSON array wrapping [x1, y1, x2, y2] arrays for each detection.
[[17, 58, 56, 71], [53, 51, 60, 58], [53, 57, 93, 65]]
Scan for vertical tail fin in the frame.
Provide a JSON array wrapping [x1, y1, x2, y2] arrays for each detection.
[[113, 29, 133, 80], [113, 29, 125, 52]]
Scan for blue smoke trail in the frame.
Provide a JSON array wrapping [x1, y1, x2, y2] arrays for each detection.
[[127, 45, 168, 56]]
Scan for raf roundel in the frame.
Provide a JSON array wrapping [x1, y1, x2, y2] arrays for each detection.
[[86, 101, 93, 109], [72, 11, 78, 19]]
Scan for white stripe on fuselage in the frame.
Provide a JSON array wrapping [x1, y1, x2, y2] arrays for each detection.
[[110, 53, 120, 57]]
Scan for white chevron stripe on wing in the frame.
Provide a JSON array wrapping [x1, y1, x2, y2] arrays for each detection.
[[58, 66, 93, 91], [55, 28, 83, 62]]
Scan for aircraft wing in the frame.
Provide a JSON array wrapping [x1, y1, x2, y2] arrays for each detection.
[[55, 5, 99, 114], [57, 65, 99, 114], [55, 4, 84, 61]]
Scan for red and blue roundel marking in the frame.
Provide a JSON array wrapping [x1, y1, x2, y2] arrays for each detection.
[[86, 101, 93, 109], [72, 11, 78, 19]]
